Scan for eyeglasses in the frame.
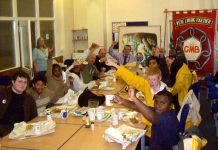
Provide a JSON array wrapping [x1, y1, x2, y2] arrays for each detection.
[[16, 80, 28, 84]]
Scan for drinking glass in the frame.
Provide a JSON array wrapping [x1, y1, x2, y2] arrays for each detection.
[[88, 99, 99, 108]]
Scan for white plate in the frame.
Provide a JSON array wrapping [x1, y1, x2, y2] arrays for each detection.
[[73, 107, 88, 116], [95, 112, 111, 122], [128, 117, 141, 125]]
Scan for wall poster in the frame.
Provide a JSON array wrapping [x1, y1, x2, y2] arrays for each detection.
[[118, 26, 161, 66]]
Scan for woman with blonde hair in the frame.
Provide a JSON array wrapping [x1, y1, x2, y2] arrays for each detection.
[[33, 37, 53, 77]]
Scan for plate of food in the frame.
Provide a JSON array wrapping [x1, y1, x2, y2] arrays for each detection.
[[100, 87, 115, 91], [73, 107, 88, 116], [136, 91, 145, 101], [95, 111, 111, 122], [129, 117, 141, 125]]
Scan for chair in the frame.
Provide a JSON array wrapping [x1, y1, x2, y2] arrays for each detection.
[[211, 102, 218, 137], [0, 76, 11, 86], [205, 74, 218, 137], [189, 81, 201, 100], [205, 74, 218, 110], [179, 104, 190, 134], [64, 59, 74, 67]]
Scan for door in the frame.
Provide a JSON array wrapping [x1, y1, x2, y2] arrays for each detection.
[[18, 20, 35, 78]]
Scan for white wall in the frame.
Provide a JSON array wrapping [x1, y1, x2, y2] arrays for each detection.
[[54, 0, 74, 59], [55, 0, 218, 72]]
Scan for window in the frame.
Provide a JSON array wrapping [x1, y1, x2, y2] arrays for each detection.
[[17, 0, 35, 17], [40, 21, 55, 50], [0, 0, 12, 16], [0, 21, 15, 70], [39, 0, 53, 17], [0, 0, 55, 71]]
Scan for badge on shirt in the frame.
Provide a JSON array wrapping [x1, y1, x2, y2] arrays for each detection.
[[2, 99, 6, 104]]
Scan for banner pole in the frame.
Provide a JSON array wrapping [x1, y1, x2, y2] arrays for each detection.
[[163, 9, 168, 49], [165, 8, 218, 13]]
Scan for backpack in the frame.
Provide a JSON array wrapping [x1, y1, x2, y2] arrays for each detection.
[[177, 126, 207, 150]]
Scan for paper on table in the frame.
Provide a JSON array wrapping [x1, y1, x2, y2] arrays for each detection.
[[9, 119, 56, 140], [98, 81, 108, 89], [104, 124, 146, 149], [56, 89, 81, 105]]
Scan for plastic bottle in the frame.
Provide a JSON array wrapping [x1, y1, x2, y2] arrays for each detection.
[[85, 115, 91, 128], [111, 111, 119, 127], [91, 122, 95, 131]]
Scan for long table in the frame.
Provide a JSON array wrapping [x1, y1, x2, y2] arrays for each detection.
[[1, 76, 145, 150]]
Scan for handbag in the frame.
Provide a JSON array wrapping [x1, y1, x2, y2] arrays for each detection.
[[78, 88, 105, 107]]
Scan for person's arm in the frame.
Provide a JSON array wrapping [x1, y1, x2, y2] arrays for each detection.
[[128, 87, 158, 124], [32, 49, 39, 73], [45, 58, 53, 77], [112, 95, 139, 111], [33, 60, 39, 73], [65, 64, 74, 74], [105, 59, 119, 69], [81, 43, 99, 60], [108, 41, 119, 60]]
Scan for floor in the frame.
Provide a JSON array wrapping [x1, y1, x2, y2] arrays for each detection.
[[199, 87, 218, 150]]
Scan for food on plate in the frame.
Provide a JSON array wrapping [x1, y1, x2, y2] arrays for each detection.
[[138, 96, 144, 101], [25, 124, 33, 131], [51, 108, 62, 114], [129, 117, 139, 124]]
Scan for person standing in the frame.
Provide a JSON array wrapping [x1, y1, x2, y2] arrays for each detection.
[[0, 71, 37, 137], [109, 41, 137, 65], [33, 37, 53, 77]]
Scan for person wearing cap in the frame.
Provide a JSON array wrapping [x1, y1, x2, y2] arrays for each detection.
[[109, 41, 137, 65]]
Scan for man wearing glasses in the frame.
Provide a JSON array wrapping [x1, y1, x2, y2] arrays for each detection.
[[0, 71, 37, 137]]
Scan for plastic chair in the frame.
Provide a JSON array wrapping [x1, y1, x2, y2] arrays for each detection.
[[179, 104, 190, 134]]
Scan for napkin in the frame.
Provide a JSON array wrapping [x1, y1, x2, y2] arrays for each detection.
[[9, 119, 56, 139], [56, 89, 82, 105], [104, 124, 146, 149], [98, 81, 109, 89]]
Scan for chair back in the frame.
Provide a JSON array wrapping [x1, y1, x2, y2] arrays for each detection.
[[179, 104, 190, 134], [0, 76, 11, 86], [64, 59, 74, 67], [189, 81, 201, 99]]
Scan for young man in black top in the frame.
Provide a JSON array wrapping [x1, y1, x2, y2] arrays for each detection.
[[0, 70, 37, 137]]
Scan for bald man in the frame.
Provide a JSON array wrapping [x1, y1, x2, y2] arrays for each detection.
[[81, 53, 104, 83], [94, 48, 111, 72]]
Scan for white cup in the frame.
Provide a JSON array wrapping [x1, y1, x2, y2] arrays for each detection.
[[105, 95, 114, 106], [96, 110, 105, 120]]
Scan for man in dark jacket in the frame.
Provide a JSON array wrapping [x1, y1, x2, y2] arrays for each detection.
[[94, 48, 111, 72], [0, 70, 37, 137]]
